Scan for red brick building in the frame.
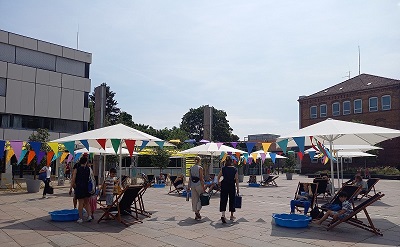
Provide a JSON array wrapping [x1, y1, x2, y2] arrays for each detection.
[[298, 74, 400, 173]]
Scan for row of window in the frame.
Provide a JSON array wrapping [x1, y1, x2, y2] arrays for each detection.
[[0, 114, 87, 133], [0, 43, 89, 78], [310, 96, 391, 118]]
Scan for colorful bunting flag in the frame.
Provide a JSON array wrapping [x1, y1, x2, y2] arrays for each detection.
[[246, 142, 256, 153], [111, 139, 121, 154], [5, 149, 14, 163], [260, 152, 266, 163], [80, 140, 89, 150], [155, 141, 165, 149], [230, 142, 237, 148], [124, 139, 136, 157], [261, 142, 272, 153], [248, 157, 253, 164], [0, 140, 5, 159], [96, 139, 106, 149], [37, 151, 46, 164], [308, 151, 316, 160], [293, 137, 305, 153], [298, 151, 304, 161], [323, 156, 330, 165], [63, 141, 75, 154], [219, 151, 226, 159], [60, 152, 69, 163], [18, 150, 28, 164], [47, 142, 59, 156], [251, 153, 258, 162], [27, 150, 35, 165], [10, 141, 23, 163], [51, 152, 61, 162], [74, 153, 82, 162], [276, 139, 288, 154], [216, 142, 223, 149], [67, 154, 73, 163], [139, 140, 148, 151], [269, 152, 277, 164], [47, 151, 54, 166]]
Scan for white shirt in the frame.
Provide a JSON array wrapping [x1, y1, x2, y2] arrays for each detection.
[[44, 166, 51, 179]]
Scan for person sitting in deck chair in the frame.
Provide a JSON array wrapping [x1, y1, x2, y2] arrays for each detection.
[[174, 174, 185, 189], [353, 175, 368, 199], [316, 191, 352, 225], [206, 174, 219, 193], [290, 183, 313, 215], [157, 173, 166, 184], [248, 175, 257, 184]]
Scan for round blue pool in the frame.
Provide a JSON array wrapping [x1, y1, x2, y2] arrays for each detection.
[[272, 213, 311, 228], [248, 183, 260, 187], [49, 209, 79, 222]]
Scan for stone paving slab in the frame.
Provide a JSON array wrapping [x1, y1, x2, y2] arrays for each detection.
[[1, 175, 399, 247]]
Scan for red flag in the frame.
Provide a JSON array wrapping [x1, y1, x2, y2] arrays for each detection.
[[298, 151, 304, 161], [124, 139, 136, 157], [96, 139, 106, 149]]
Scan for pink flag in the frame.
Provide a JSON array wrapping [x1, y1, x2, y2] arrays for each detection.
[[216, 142, 223, 149], [10, 141, 24, 162]]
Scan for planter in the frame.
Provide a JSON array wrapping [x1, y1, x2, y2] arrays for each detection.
[[238, 174, 244, 183], [26, 179, 41, 193], [286, 173, 293, 180]]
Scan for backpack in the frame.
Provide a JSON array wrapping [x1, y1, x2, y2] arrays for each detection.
[[88, 167, 96, 195]]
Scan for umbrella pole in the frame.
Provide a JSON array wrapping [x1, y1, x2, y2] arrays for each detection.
[[119, 143, 122, 186], [336, 153, 340, 190], [329, 142, 335, 195], [103, 154, 106, 181], [341, 156, 344, 185]]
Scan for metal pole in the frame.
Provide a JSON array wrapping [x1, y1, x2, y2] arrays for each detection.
[[341, 156, 344, 185], [119, 142, 122, 186], [329, 141, 335, 195]]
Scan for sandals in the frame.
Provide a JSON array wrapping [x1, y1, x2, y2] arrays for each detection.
[[221, 216, 227, 224], [230, 216, 236, 221], [195, 213, 202, 220]]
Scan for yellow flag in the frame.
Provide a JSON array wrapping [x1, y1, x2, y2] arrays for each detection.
[[60, 152, 69, 163], [47, 142, 59, 156], [323, 156, 330, 165], [251, 153, 258, 161], [5, 149, 15, 163], [262, 142, 272, 153]]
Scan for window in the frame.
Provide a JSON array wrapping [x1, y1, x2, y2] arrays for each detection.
[[354, 99, 362, 114], [84, 92, 89, 108], [369, 97, 378, 112], [343, 101, 351, 115], [0, 78, 6, 96], [381, 95, 391, 110], [332, 102, 340, 116], [320, 104, 327, 118], [310, 106, 317, 119]]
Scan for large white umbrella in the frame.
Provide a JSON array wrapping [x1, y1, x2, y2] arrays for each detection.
[[51, 123, 172, 183], [249, 150, 287, 181], [277, 118, 400, 194], [179, 142, 245, 174]]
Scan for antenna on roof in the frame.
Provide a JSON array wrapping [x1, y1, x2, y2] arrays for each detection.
[[358, 45, 361, 75], [76, 24, 79, 50]]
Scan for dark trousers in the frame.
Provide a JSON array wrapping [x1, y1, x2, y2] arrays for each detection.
[[220, 183, 235, 212], [43, 178, 50, 196]]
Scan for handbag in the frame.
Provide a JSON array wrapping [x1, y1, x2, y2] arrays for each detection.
[[46, 186, 54, 194], [38, 171, 46, 181], [200, 192, 210, 206], [235, 194, 242, 208]]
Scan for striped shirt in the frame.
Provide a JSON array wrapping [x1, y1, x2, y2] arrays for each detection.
[[104, 177, 115, 195]]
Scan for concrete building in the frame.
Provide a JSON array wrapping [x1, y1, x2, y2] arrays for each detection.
[[0, 30, 91, 141], [298, 74, 400, 173]]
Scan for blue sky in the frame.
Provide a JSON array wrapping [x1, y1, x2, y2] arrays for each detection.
[[1, 1, 400, 140]]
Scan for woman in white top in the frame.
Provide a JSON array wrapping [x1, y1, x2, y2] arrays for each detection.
[[40, 164, 51, 199], [188, 156, 205, 220]]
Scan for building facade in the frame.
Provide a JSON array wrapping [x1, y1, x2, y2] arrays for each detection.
[[0, 30, 91, 141], [298, 74, 400, 173]]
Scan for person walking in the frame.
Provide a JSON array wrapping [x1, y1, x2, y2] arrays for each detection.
[[188, 156, 205, 220], [70, 155, 92, 223], [218, 155, 239, 223], [40, 163, 52, 199]]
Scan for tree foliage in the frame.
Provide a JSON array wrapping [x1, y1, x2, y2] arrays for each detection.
[[180, 105, 239, 142], [149, 147, 171, 173], [28, 128, 51, 179]]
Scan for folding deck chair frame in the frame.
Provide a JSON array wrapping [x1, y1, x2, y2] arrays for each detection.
[[293, 182, 318, 214], [97, 185, 143, 226], [168, 175, 185, 195], [313, 178, 330, 199], [327, 192, 385, 236], [359, 178, 379, 200], [260, 175, 279, 187]]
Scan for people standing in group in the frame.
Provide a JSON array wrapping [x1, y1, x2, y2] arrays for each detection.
[[188, 156, 205, 220], [40, 163, 52, 199], [70, 155, 93, 223], [217, 155, 239, 224]]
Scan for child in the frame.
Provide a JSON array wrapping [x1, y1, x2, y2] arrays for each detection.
[[316, 191, 353, 225], [103, 168, 117, 207]]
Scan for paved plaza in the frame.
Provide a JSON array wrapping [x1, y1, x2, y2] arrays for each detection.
[[0, 175, 399, 247]]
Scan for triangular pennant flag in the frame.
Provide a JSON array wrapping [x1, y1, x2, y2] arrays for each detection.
[[63, 141, 75, 154], [276, 139, 288, 154], [262, 142, 272, 153], [52, 152, 61, 162], [219, 151, 226, 159], [47, 142, 59, 156], [66, 154, 73, 163], [308, 151, 316, 160], [216, 142, 223, 149], [139, 141, 148, 151], [18, 150, 28, 165], [80, 140, 89, 151], [60, 152, 69, 163], [246, 142, 256, 153], [251, 153, 258, 162], [74, 153, 82, 162], [96, 139, 106, 150], [111, 139, 121, 154], [260, 152, 266, 163], [124, 140, 136, 157], [6, 149, 15, 163], [248, 157, 253, 164], [155, 141, 165, 149], [0, 140, 5, 159], [27, 150, 36, 165], [230, 142, 237, 148], [47, 151, 54, 166], [89, 153, 94, 161], [298, 151, 304, 161], [235, 152, 241, 160], [293, 137, 305, 153], [37, 151, 46, 164], [29, 141, 42, 156], [323, 156, 330, 165], [269, 152, 277, 164], [10, 141, 23, 163], [243, 153, 249, 162], [221, 153, 228, 162]]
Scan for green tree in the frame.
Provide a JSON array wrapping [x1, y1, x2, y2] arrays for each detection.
[[28, 128, 51, 179], [180, 105, 239, 142], [150, 147, 171, 173], [89, 82, 121, 129]]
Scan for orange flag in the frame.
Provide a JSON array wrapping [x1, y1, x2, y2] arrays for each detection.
[[46, 151, 54, 166], [27, 150, 36, 165]]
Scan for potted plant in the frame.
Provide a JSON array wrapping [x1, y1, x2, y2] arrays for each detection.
[[26, 128, 50, 193], [284, 151, 296, 180]]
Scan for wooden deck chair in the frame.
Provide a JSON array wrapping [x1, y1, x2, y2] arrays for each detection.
[[293, 182, 318, 214], [261, 175, 279, 187], [168, 175, 184, 194], [134, 182, 152, 217], [327, 192, 385, 236], [320, 185, 362, 216], [13, 179, 24, 191], [1, 177, 16, 192], [97, 185, 143, 226], [146, 175, 155, 185], [359, 178, 379, 200], [313, 178, 329, 199]]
